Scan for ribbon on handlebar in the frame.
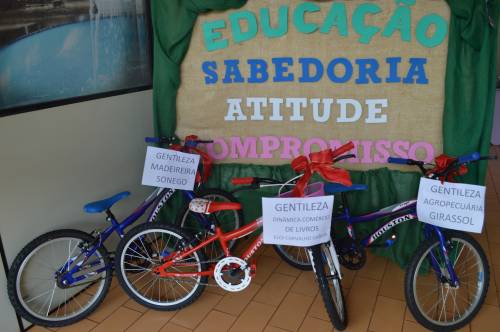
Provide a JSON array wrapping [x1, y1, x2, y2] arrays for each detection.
[[291, 149, 352, 197], [427, 154, 468, 183], [170, 135, 213, 183]]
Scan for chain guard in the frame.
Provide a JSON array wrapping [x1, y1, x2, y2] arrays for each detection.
[[213, 257, 252, 292], [335, 237, 367, 270]]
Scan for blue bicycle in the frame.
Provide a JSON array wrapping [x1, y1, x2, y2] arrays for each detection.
[[276, 151, 496, 331], [6, 136, 242, 327]]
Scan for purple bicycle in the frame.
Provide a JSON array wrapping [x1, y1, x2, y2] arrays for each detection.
[[6, 136, 242, 327]]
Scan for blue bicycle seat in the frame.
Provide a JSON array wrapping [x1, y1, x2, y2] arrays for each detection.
[[83, 191, 131, 213], [324, 183, 368, 194]]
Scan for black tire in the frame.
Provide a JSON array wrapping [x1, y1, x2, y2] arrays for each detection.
[[405, 231, 489, 331], [7, 229, 112, 327], [273, 245, 312, 270], [176, 188, 243, 259], [115, 222, 208, 310], [310, 243, 347, 330]]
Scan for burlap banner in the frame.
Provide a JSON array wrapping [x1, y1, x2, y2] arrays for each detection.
[[177, 0, 450, 169]]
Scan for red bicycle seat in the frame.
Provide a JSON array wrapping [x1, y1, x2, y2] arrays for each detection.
[[188, 199, 242, 214]]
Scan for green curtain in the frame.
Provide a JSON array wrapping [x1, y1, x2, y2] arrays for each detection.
[[150, 0, 499, 267], [444, 0, 499, 185]]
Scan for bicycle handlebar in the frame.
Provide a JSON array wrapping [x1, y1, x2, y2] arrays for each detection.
[[145, 136, 213, 147]]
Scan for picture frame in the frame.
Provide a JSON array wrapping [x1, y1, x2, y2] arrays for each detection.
[[0, 0, 153, 117]]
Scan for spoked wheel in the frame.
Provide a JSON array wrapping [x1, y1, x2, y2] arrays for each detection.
[[310, 242, 347, 330], [405, 231, 489, 331], [273, 245, 312, 270], [176, 188, 242, 260], [7, 230, 112, 327], [115, 223, 208, 310]]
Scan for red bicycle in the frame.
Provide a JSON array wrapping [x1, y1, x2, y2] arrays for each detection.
[[113, 143, 353, 330]]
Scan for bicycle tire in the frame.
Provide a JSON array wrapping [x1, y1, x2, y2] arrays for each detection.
[[273, 245, 312, 270], [7, 229, 112, 327], [115, 222, 208, 310], [405, 230, 489, 331], [176, 188, 243, 259], [310, 243, 347, 330]]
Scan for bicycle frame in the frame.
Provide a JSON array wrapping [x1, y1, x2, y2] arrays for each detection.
[[59, 187, 211, 286], [153, 218, 264, 278], [336, 197, 459, 285]]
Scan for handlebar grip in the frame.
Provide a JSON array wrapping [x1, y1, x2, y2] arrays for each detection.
[[231, 177, 254, 185], [458, 152, 480, 164], [333, 141, 355, 156], [196, 140, 214, 144], [388, 157, 411, 165], [145, 137, 161, 143]]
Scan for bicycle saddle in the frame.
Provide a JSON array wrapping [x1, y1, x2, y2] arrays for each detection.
[[189, 199, 241, 214], [324, 183, 368, 194], [83, 191, 131, 213]]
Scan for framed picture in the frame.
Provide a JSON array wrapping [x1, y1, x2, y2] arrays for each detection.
[[0, 0, 152, 116]]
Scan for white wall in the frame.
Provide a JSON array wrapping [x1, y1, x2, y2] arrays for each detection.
[[0, 90, 154, 331]]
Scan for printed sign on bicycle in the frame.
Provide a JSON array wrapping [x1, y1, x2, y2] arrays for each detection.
[[262, 195, 334, 246], [416, 178, 486, 233], [142, 147, 200, 191]]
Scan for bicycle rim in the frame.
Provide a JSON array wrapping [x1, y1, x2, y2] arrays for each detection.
[[16, 238, 107, 322], [119, 228, 202, 307], [412, 238, 486, 327], [274, 245, 311, 270], [321, 244, 346, 322]]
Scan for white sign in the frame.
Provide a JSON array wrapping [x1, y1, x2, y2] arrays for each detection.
[[417, 178, 485, 233], [142, 147, 200, 191], [262, 195, 334, 246]]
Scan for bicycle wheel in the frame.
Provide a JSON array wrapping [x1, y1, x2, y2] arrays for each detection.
[[176, 188, 243, 260], [115, 223, 208, 310], [7, 229, 112, 327], [310, 242, 347, 330], [405, 231, 489, 331], [273, 245, 312, 270]]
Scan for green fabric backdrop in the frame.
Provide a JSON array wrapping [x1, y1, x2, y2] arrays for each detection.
[[150, 0, 499, 267]]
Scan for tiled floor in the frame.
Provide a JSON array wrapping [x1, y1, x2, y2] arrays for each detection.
[[30, 146, 500, 332]]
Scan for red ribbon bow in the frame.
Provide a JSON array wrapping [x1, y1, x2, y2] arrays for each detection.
[[170, 135, 213, 184], [428, 154, 468, 183], [290, 148, 352, 197]]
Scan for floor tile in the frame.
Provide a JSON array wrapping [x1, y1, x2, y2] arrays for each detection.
[[307, 292, 330, 322], [252, 255, 281, 285], [261, 245, 281, 259], [28, 327, 53, 332], [402, 320, 430, 332], [123, 298, 148, 313], [56, 319, 97, 332], [253, 273, 296, 306], [229, 301, 276, 332], [263, 326, 288, 332], [194, 310, 236, 332], [344, 277, 380, 332], [298, 316, 333, 332], [159, 322, 192, 332], [88, 285, 130, 322], [268, 292, 314, 331], [378, 262, 405, 301], [170, 292, 223, 329], [215, 283, 261, 316], [91, 307, 141, 332], [274, 260, 302, 277], [126, 309, 176, 332], [368, 296, 405, 332], [290, 271, 318, 298], [471, 304, 500, 332], [355, 253, 388, 281]]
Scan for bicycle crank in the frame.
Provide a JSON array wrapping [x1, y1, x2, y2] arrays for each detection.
[[213, 257, 254, 292]]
